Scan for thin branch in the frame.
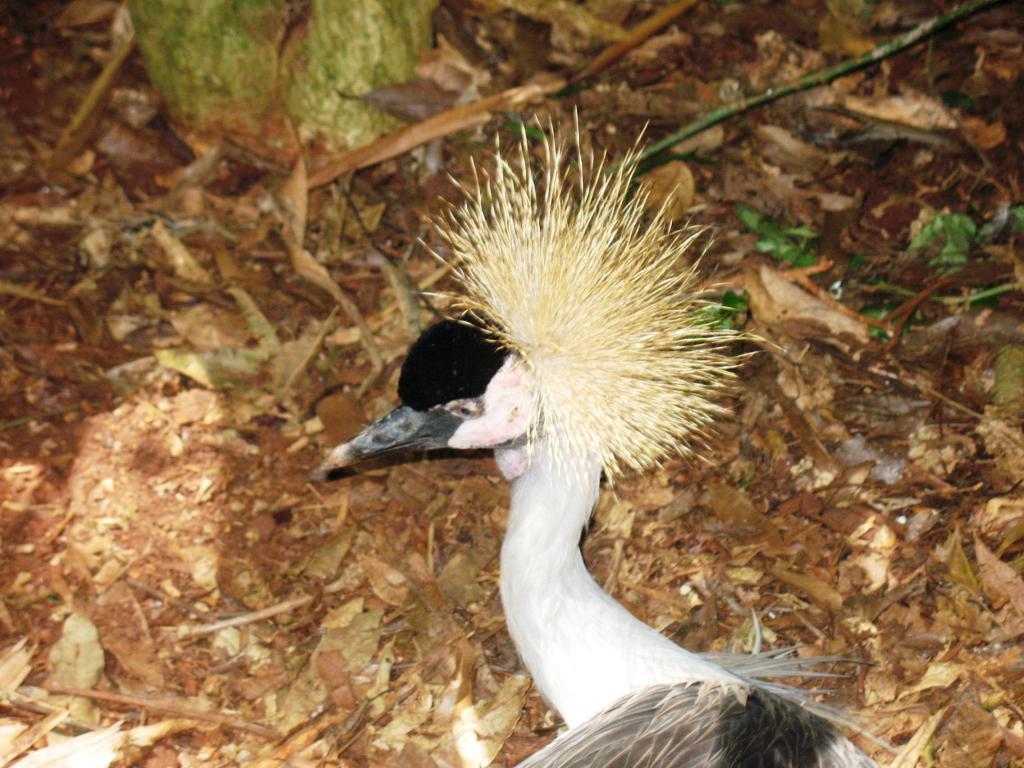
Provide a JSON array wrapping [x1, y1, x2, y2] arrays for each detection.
[[175, 594, 314, 637], [572, 0, 701, 84], [635, 0, 1009, 164], [307, 76, 564, 188], [40, 682, 279, 739]]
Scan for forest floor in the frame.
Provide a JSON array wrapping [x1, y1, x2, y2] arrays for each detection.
[[1, 1, 1023, 766]]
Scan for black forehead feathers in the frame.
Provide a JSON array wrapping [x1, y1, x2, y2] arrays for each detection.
[[398, 318, 508, 411]]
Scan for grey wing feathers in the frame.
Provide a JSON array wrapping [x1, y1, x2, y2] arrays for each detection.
[[516, 684, 721, 768], [515, 683, 878, 768]]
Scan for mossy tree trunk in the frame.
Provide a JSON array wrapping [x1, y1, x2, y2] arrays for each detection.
[[128, 0, 436, 159]]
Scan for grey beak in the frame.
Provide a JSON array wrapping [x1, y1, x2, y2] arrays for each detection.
[[308, 405, 461, 481]]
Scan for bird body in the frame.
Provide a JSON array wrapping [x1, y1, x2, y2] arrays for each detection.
[[313, 124, 879, 767]]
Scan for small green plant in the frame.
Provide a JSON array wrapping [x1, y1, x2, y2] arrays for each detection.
[[910, 212, 977, 267], [1009, 204, 1024, 233], [735, 204, 818, 267], [703, 289, 750, 330], [859, 302, 899, 340]]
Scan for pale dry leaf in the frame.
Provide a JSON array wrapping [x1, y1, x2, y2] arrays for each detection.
[[303, 527, 356, 580], [150, 221, 213, 285], [899, 661, 963, 697], [49, 614, 104, 690], [167, 304, 250, 352], [756, 125, 828, 174], [842, 91, 956, 130], [279, 604, 383, 731], [125, 719, 197, 747], [447, 674, 530, 768], [437, 552, 489, 608], [0, 719, 28, 761], [361, 557, 410, 607], [277, 158, 308, 248], [746, 264, 869, 350], [11, 725, 124, 768], [0, 638, 31, 690], [153, 347, 264, 389]]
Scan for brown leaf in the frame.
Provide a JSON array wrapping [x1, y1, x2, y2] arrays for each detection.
[[277, 158, 308, 248], [638, 161, 694, 222], [945, 527, 980, 593], [746, 264, 869, 350], [939, 699, 1003, 768], [769, 564, 843, 612], [975, 537, 1024, 617], [362, 557, 410, 606], [961, 115, 1007, 150], [150, 220, 213, 285], [93, 582, 165, 687]]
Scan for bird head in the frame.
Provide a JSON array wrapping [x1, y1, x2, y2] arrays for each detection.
[[311, 316, 536, 480], [313, 124, 742, 483]]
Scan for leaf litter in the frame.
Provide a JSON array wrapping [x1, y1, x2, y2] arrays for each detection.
[[1, 1, 1023, 766]]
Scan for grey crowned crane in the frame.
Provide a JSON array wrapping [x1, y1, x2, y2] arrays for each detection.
[[312, 130, 878, 768]]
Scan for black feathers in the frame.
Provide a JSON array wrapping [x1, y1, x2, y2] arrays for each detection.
[[398, 319, 507, 412], [516, 683, 873, 768], [717, 690, 839, 768]]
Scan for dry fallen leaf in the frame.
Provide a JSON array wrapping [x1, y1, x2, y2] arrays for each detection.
[[0, 639, 31, 690], [769, 564, 843, 612], [961, 115, 1007, 150], [746, 264, 869, 350], [10, 725, 124, 768], [49, 613, 104, 690], [93, 582, 164, 687], [842, 91, 956, 130], [900, 661, 963, 697], [974, 537, 1024, 617], [639, 160, 694, 221]]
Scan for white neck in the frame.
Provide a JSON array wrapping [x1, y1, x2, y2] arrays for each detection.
[[498, 442, 737, 727]]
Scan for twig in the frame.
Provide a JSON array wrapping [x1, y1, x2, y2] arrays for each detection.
[[789, 267, 893, 334], [0, 279, 69, 307], [634, 0, 1009, 164], [572, 0, 701, 84], [708, 258, 833, 291], [40, 682, 279, 739], [49, 34, 135, 172], [307, 76, 565, 187], [1, 689, 102, 733], [176, 594, 314, 637], [884, 275, 956, 351]]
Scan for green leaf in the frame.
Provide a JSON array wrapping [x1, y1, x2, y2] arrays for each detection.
[[1009, 205, 1024, 234], [735, 204, 766, 232], [910, 212, 978, 267]]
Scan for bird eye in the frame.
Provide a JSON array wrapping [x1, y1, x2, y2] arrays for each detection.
[[447, 400, 481, 419]]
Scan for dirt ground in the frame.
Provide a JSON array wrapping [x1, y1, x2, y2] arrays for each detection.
[[1, 1, 1023, 766]]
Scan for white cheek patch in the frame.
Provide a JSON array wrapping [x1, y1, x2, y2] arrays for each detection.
[[449, 358, 532, 449]]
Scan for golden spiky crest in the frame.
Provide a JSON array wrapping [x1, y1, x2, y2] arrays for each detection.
[[438, 126, 740, 479]]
